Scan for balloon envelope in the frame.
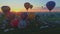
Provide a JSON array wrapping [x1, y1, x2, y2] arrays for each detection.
[[18, 20, 27, 29], [46, 1, 56, 11], [10, 18, 19, 27], [20, 12, 28, 20], [30, 5, 33, 9], [28, 12, 35, 20], [24, 2, 30, 10]]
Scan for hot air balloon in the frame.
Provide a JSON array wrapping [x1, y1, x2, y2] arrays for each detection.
[[10, 18, 19, 28], [30, 5, 33, 9], [24, 2, 30, 12], [41, 6, 43, 8], [20, 12, 28, 20], [18, 19, 27, 29], [28, 12, 35, 20], [46, 1, 56, 12]]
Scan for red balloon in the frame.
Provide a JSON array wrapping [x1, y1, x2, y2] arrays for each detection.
[[10, 18, 19, 27], [5, 12, 15, 21]]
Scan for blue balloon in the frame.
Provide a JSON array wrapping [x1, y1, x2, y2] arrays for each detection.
[[20, 12, 28, 20], [46, 1, 56, 11], [18, 20, 27, 29]]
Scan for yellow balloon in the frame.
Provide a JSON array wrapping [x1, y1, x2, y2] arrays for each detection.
[[28, 12, 35, 20]]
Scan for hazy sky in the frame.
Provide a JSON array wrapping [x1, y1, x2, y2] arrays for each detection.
[[0, 0, 60, 12]]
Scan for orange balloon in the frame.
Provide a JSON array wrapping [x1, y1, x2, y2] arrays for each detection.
[[28, 12, 35, 20]]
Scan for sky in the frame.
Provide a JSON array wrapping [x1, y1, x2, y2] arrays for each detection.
[[0, 0, 60, 12]]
